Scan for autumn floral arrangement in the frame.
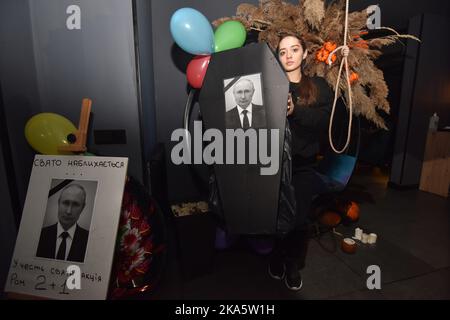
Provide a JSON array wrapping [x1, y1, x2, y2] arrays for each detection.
[[213, 0, 420, 129]]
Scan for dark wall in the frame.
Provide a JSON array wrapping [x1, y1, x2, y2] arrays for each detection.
[[350, 0, 450, 28], [391, 14, 450, 186], [0, 0, 41, 206], [0, 0, 149, 207], [0, 140, 17, 296], [28, 0, 144, 179]]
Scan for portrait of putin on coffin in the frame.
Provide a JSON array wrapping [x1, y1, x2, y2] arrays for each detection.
[[36, 184, 90, 263], [225, 78, 266, 130]]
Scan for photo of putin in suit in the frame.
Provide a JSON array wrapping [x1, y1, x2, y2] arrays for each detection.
[[36, 184, 89, 263], [226, 78, 266, 129]]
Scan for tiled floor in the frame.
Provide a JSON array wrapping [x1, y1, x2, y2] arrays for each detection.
[[149, 166, 450, 300]]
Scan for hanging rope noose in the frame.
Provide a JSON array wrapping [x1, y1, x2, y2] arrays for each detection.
[[327, 0, 353, 154]]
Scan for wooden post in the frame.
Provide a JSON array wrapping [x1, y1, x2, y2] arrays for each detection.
[[58, 98, 92, 153]]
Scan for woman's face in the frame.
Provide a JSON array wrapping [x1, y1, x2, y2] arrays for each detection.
[[278, 36, 307, 73]]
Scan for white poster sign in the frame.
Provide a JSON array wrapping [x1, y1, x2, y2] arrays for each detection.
[[5, 155, 128, 300]]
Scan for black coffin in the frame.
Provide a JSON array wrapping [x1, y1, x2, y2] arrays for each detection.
[[199, 43, 289, 234]]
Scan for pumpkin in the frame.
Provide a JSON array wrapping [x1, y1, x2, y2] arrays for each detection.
[[324, 41, 337, 52], [350, 72, 359, 84], [346, 201, 360, 222], [330, 54, 337, 63], [319, 211, 342, 227], [315, 48, 329, 62]]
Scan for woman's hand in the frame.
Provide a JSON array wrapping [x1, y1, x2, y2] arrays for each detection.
[[287, 93, 295, 116]]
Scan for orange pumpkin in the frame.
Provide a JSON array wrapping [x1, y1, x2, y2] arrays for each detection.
[[346, 201, 360, 221], [319, 211, 342, 227], [324, 41, 337, 52], [350, 72, 359, 84], [330, 54, 337, 63], [315, 48, 329, 62]]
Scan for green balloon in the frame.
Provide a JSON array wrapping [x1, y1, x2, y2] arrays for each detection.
[[214, 21, 247, 53]]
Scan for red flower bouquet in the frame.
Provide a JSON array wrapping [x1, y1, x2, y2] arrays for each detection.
[[109, 177, 167, 299]]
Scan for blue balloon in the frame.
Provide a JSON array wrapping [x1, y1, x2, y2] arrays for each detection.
[[170, 8, 214, 55]]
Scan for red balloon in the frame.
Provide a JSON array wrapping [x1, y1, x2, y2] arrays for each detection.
[[187, 55, 211, 89]]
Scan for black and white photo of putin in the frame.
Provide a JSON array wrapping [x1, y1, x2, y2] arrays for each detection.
[[226, 78, 266, 129], [36, 184, 90, 263]]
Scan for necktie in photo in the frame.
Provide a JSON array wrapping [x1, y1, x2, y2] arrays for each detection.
[[242, 110, 250, 130], [56, 231, 69, 260]]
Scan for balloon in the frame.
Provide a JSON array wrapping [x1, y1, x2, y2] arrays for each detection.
[[187, 55, 211, 88], [214, 21, 247, 53], [25, 113, 77, 155], [170, 8, 215, 55]]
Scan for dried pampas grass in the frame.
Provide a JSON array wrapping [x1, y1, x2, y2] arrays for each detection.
[[303, 0, 325, 30]]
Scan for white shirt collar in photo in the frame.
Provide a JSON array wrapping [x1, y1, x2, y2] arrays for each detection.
[[236, 103, 253, 128], [55, 222, 77, 260]]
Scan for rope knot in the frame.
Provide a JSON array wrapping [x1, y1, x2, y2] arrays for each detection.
[[327, 45, 350, 66]]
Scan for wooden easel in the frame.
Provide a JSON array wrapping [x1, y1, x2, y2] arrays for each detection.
[[58, 98, 92, 153]]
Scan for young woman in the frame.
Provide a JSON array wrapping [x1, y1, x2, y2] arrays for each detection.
[[269, 35, 347, 291]]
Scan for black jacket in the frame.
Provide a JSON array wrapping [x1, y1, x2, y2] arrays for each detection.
[[288, 76, 333, 166], [277, 77, 333, 234]]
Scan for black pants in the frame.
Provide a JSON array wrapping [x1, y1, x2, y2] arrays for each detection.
[[273, 165, 329, 269]]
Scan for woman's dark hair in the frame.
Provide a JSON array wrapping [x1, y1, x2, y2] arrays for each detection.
[[277, 35, 318, 106]]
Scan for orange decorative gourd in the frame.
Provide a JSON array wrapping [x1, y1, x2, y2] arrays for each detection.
[[316, 42, 339, 64], [350, 72, 359, 84], [319, 211, 342, 227], [346, 201, 360, 222], [316, 48, 329, 62], [330, 54, 337, 63], [324, 41, 337, 52]]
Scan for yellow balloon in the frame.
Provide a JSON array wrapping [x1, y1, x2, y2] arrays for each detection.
[[25, 113, 77, 155]]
